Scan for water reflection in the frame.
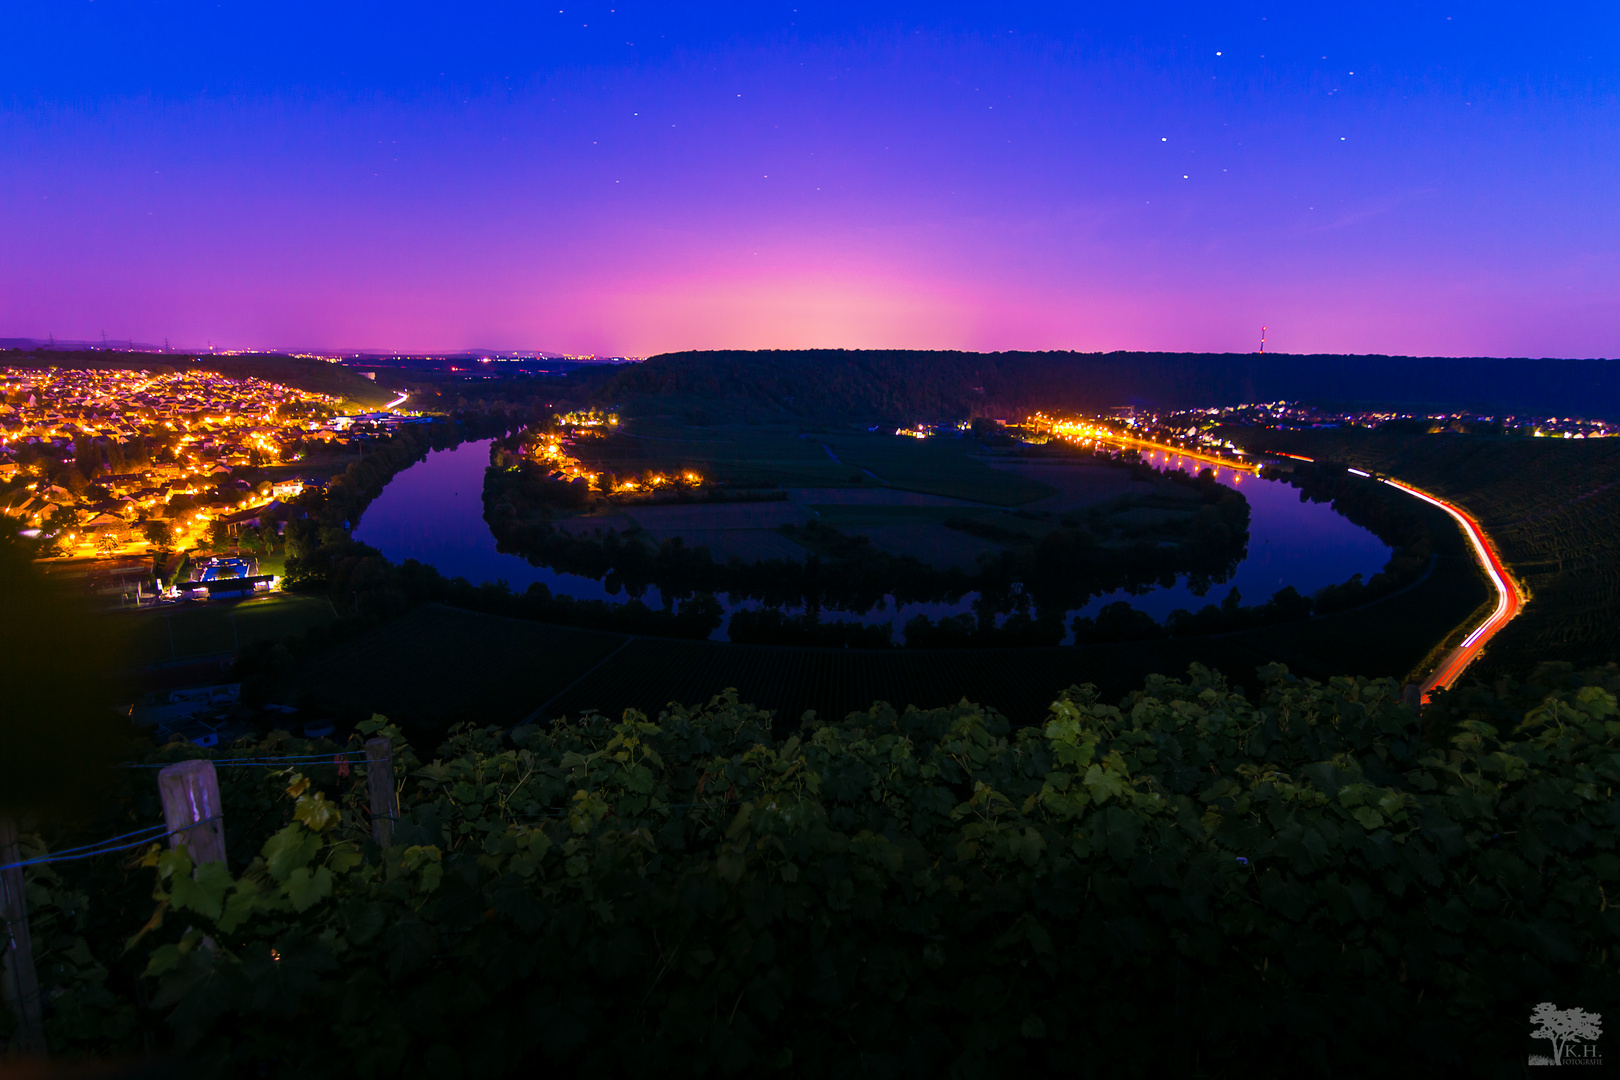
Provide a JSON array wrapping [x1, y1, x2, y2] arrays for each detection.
[[355, 440, 1391, 641], [1073, 450, 1391, 622], [354, 440, 654, 604]]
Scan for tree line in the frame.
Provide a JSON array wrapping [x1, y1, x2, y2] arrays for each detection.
[[590, 348, 1620, 424]]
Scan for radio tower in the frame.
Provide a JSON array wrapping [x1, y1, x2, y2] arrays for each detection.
[[1259, 326, 1267, 354]]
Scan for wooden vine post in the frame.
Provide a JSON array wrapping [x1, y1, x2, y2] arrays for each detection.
[[157, 760, 227, 866], [365, 738, 399, 848], [0, 815, 46, 1056]]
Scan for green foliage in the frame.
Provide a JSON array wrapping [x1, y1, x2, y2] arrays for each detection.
[[13, 666, 1620, 1076], [141, 519, 175, 550]]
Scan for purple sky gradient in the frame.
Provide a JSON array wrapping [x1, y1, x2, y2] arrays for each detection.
[[2, 3, 1616, 357]]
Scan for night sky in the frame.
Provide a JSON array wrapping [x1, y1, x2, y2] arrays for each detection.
[[3, 2, 1615, 358]]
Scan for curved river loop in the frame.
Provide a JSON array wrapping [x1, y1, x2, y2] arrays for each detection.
[[352, 436, 1444, 651]]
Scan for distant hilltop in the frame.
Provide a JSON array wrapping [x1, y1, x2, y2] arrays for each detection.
[[594, 349, 1620, 424]]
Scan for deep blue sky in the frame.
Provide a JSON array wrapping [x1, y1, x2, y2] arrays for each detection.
[[3, 2, 1615, 356]]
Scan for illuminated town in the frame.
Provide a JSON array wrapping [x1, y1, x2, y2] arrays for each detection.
[[0, 366, 393, 567]]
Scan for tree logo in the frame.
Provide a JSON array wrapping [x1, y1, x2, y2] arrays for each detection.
[[1529, 1003, 1603, 1066]]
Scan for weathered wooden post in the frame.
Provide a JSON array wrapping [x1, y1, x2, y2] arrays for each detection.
[[157, 760, 227, 866], [0, 815, 47, 1055], [365, 738, 398, 848]]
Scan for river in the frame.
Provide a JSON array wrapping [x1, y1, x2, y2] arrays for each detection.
[[354, 439, 1392, 640]]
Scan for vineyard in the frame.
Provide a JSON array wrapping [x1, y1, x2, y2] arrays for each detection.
[[9, 664, 1619, 1075], [1226, 428, 1620, 677]]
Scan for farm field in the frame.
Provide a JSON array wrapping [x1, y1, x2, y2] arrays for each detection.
[[113, 593, 336, 668], [568, 422, 1059, 506], [820, 433, 1056, 506], [1225, 427, 1620, 678], [543, 425, 1216, 573], [625, 501, 815, 530], [987, 458, 1157, 512], [569, 423, 866, 490]]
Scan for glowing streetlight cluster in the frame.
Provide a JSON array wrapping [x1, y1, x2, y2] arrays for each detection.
[[523, 413, 701, 496], [1030, 412, 1261, 476]]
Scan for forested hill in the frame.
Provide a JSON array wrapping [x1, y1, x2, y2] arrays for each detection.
[[596, 349, 1620, 422]]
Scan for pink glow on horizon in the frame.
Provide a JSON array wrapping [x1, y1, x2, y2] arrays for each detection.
[[3, 8, 1618, 361]]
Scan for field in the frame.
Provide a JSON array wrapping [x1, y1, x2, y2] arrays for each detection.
[[984, 459, 1152, 511], [569, 423, 867, 490], [1225, 427, 1620, 677], [567, 422, 1057, 506], [113, 593, 337, 668], [557, 424, 1218, 569], [553, 425, 1225, 572], [818, 434, 1056, 506]]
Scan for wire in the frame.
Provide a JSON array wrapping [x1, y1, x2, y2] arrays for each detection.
[[0, 817, 222, 874], [11, 822, 168, 860], [121, 751, 369, 769]]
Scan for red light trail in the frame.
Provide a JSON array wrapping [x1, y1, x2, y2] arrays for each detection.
[[1262, 452, 1524, 700]]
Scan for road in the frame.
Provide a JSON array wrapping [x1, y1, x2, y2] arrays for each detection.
[[1257, 452, 1523, 699], [384, 390, 410, 411], [1378, 477, 1524, 700]]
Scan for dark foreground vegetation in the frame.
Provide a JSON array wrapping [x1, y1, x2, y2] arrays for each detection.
[[8, 663, 1619, 1077]]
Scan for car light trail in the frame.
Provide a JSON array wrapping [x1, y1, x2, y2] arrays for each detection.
[[1259, 450, 1522, 700], [1377, 477, 1522, 700]]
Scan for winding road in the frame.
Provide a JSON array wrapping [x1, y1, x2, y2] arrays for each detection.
[[1260, 453, 1524, 699], [1379, 477, 1524, 701]]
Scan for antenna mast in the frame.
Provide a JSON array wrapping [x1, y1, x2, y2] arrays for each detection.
[[1259, 326, 1267, 355]]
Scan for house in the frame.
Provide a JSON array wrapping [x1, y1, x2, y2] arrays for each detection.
[[216, 501, 289, 535]]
